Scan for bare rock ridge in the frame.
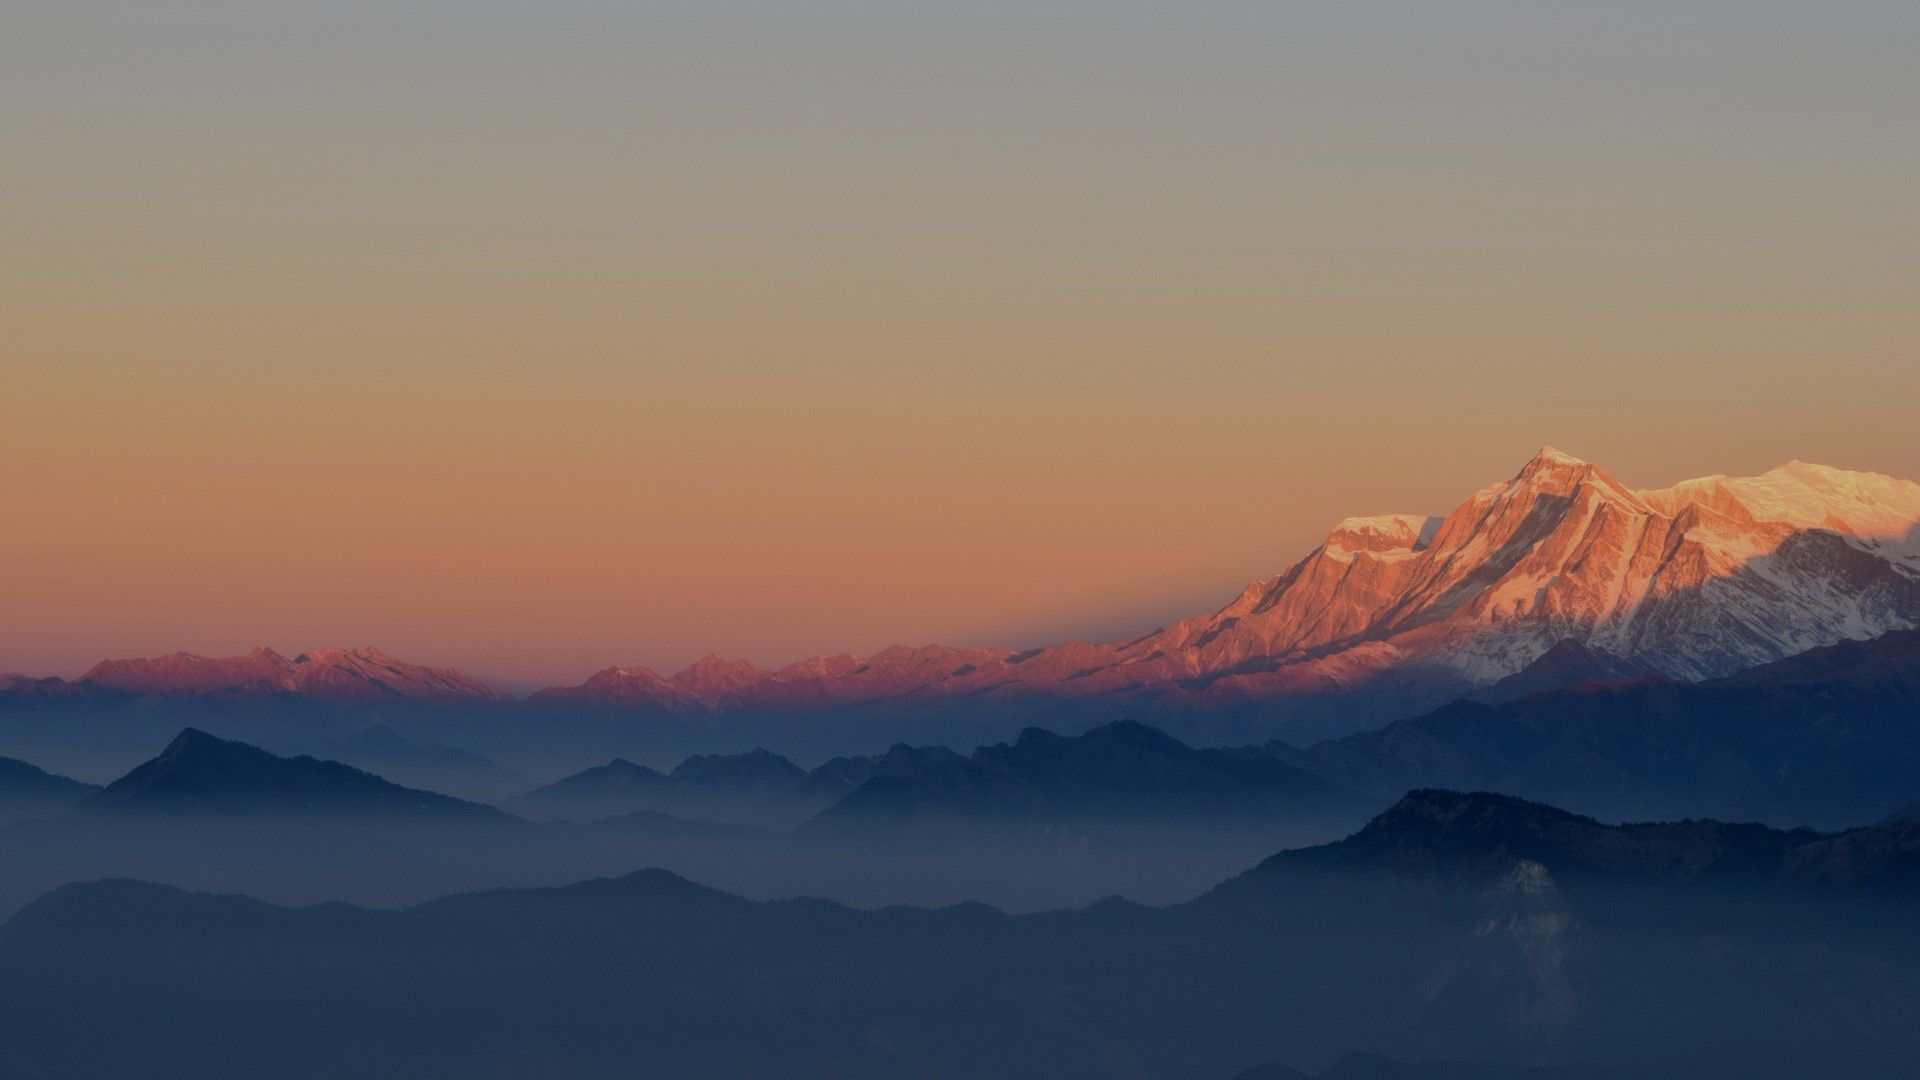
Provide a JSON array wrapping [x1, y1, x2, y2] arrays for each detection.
[[9, 450, 1920, 728], [534, 448, 1920, 722]]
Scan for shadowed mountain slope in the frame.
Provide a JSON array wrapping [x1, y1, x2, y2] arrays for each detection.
[[1266, 629, 1920, 828]]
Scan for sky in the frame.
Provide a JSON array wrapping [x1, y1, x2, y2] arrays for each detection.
[[3, 1, 1916, 688]]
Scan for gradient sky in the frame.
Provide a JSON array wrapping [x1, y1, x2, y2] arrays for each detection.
[[4, 1, 1916, 688]]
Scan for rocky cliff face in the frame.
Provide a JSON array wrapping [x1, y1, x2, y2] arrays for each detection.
[[545, 448, 1920, 722], [18, 450, 1920, 732], [1116, 448, 1920, 691]]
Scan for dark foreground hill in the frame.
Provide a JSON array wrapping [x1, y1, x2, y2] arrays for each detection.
[[4, 790, 1917, 1080], [1269, 629, 1920, 828]]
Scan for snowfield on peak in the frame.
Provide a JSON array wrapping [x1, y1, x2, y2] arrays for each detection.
[[15, 448, 1920, 745], [526, 448, 1920, 742]]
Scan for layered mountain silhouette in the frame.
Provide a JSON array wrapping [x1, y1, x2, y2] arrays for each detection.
[[283, 723, 527, 802], [504, 748, 819, 828], [1471, 639, 1653, 704], [0, 756, 98, 824], [804, 719, 1376, 837], [1265, 629, 1920, 828], [74, 728, 506, 820], [507, 720, 1376, 835], [9, 450, 1918, 744], [1214, 789, 1919, 891], [5, 790, 1917, 1080]]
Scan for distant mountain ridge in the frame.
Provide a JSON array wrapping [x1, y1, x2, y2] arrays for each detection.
[[503, 747, 822, 828], [9, 450, 1919, 741], [11, 646, 507, 707], [805, 720, 1376, 837], [0, 756, 97, 823], [75, 728, 506, 820], [505, 720, 1377, 835]]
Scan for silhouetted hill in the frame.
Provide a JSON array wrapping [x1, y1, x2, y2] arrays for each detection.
[[6, 792, 1920, 1079], [802, 743, 972, 794], [1883, 802, 1920, 824], [669, 747, 806, 789], [1472, 640, 1655, 704], [805, 720, 1377, 837], [504, 749, 821, 828], [1268, 630, 1920, 828], [285, 724, 528, 802], [0, 756, 98, 824], [503, 758, 666, 820], [1212, 790, 1918, 894], [75, 729, 508, 820]]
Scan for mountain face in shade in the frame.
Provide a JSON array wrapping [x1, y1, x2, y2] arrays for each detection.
[[524, 450, 1920, 742], [0, 756, 99, 823], [1264, 629, 1920, 829], [6, 792, 1919, 1080], [76, 729, 506, 820], [69, 646, 505, 705]]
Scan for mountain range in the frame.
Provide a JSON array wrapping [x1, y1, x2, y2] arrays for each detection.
[[0, 756, 97, 825], [73, 728, 505, 820], [1268, 628, 1920, 828], [507, 719, 1376, 835], [804, 719, 1374, 838], [7, 450, 1918, 746], [10, 625, 1920, 846], [4, 789, 1916, 1079]]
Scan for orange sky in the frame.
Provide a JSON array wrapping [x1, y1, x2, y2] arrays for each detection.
[[3, 3, 1916, 687]]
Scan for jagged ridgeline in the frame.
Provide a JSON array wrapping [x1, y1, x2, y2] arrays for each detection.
[[8, 450, 1920, 753]]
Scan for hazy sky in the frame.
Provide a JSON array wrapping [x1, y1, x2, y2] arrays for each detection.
[[4, 2, 1916, 687]]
